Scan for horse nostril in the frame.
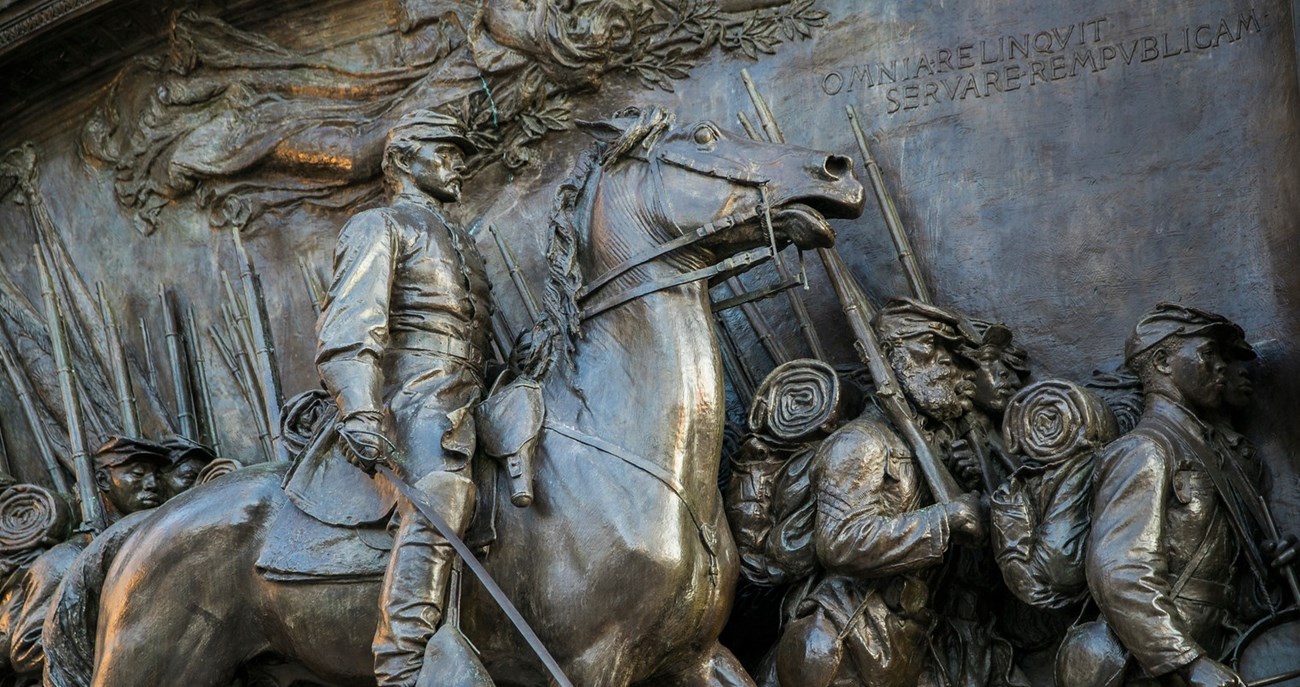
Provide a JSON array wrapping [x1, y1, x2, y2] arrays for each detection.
[[823, 155, 851, 180]]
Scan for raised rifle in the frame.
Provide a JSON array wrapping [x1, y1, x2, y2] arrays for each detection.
[[218, 302, 274, 462], [845, 105, 932, 305], [159, 285, 197, 440], [187, 309, 222, 457], [97, 283, 140, 436], [36, 248, 105, 532], [738, 68, 828, 361], [230, 229, 287, 461], [0, 330, 71, 491], [819, 245, 963, 504]]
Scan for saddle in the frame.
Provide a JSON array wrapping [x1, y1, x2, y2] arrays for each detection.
[[256, 379, 545, 582]]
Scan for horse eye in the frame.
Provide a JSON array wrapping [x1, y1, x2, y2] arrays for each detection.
[[693, 125, 718, 146]]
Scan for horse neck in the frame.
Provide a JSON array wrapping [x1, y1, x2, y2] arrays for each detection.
[[553, 163, 724, 504]]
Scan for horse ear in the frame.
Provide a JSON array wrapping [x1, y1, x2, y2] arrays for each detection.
[[576, 106, 645, 142], [575, 118, 628, 143]]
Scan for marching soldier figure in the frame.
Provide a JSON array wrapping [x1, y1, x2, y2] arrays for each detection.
[[315, 109, 490, 686], [1071, 304, 1298, 687], [761, 299, 986, 687], [1, 436, 169, 683]]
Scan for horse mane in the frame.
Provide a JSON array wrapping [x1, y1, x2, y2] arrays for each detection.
[[514, 107, 674, 380]]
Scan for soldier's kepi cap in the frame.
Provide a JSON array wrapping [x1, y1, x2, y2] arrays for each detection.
[[962, 316, 1029, 374], [388, 109, 477, 156], [94, 435, 170, 469], [1124, 302, 1256, 364], [159, 435, 217, 466], [873, 297, 977, 351]]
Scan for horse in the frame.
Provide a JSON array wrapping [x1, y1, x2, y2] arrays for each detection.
[[47, 107, 864, 687]]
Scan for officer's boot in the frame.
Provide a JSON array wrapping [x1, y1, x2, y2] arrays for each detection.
[[374, 471, 477, 687]]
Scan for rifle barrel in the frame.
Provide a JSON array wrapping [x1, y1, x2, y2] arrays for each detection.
[[740, 69, 783, 143], [297, 256, 325, 316], [725, 277, 790, 364], [36, 248, 104, 531], [159, 285, 197, 440], [736, 80, 828, 360], [0, 331, 70, 491], [819, 247, 963, 503], [230, 230, 286, 462], [97, 283, 140, 436], [845, 105, 932, 304], [187, 309, 222, 457]]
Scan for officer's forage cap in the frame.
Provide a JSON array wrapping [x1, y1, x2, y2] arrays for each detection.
[[388, 109, 477, 156], [94, 435, 170, 469], [873, 297, 975, 348], [1124, 302, 1255, 364], [159, 434, 216, 466]]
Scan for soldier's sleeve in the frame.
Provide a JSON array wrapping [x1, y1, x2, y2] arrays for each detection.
[[1087, 434, 1202, 676], [811, 422, 952, 578], [316, 209, 399, 419]]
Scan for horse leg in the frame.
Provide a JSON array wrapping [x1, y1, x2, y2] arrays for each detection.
[[655, 642, 757, 687]]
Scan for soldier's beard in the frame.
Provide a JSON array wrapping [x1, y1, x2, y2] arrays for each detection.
[[905, 367, 971, 422]]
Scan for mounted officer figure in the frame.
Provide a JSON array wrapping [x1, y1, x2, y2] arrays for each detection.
[[315, 108, 490, 686]]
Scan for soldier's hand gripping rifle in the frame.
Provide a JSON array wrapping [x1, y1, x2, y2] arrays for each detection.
[[819, 248, 964, 505]]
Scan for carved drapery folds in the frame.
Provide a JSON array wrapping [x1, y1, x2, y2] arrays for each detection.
[[81, 0, 825, 234]]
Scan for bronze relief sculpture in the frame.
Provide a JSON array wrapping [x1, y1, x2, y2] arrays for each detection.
[[36, 107, 864, 686], [0, 0, 1299, 684]]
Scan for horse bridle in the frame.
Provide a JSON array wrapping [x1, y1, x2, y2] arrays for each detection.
[[573, 144, 795, 321]]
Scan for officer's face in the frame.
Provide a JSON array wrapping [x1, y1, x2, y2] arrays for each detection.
[[1163, 335, 1228, 412], [408, 142, 466, 203], [163, 457, 206, 500], [971, 353, 1022, 414], [97, 461, 163, 514]]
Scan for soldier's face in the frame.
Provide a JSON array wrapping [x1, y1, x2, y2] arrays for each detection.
[[96, 461, 163, 514], [408, 142, 466, 202], [972, 354, 1021, 414], [892, 333, 975, 421], [1163, 335, 1228, 412], [163, 457, 205, 500], [1223, 358, 1253, 409]]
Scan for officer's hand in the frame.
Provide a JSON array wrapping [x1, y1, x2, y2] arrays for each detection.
[[1262, 533, 1299, 568], [948, 439, 983, 491], [1178, 656, 1245, 687], [945, 492, 987, 546], [337, 413, 386, 474]]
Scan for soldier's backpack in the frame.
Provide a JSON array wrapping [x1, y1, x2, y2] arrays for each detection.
[[724, 359, 848, 587], [989, 379, 1119, 610]]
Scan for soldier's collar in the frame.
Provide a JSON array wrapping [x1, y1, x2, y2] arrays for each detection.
[[394, 192, 447, 213], [1145, 392, 1217, 441]]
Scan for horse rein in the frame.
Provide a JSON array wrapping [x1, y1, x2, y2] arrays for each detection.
[[574, 144, 790, 321]]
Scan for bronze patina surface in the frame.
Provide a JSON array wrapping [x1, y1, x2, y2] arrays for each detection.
[[0, 0, 1298, 685]]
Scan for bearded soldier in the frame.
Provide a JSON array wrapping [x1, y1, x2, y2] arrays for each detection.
[[762, 298, 986, 687], [316, 109, 490, 685]]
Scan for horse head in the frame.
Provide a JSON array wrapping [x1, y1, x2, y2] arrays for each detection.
[[579, 107, 864, 263], [519, 107, 863, 377]]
